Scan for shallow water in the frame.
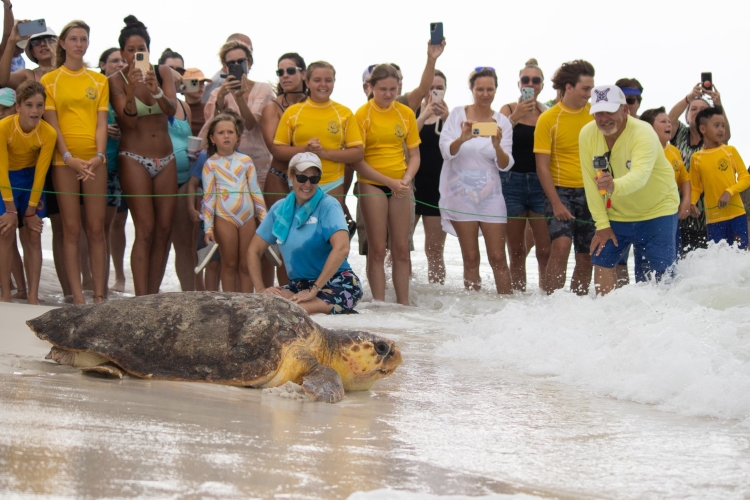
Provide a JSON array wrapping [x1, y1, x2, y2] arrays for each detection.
[[1, 213, 749, 499]]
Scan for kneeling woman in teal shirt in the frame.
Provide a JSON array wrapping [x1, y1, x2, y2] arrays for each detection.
[[248, 152, 362, 315]]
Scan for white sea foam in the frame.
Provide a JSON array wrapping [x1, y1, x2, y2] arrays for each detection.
[[431, 242, 750, 425], [348, 490, 544, 500]]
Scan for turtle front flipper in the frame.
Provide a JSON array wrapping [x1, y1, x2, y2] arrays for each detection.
[[301, 363, 345, 403], [46, 347, 124, 378]]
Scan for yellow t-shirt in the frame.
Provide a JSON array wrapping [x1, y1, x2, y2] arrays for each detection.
[[274, 99, 363, 185], [690, 145, 750, 224], [533, 102, 593, 188], [579, 116, 679, 230], [0, 115, 57, 207], [664, 144, 689, 187], [354, 100, 420, 186], [40, 66, 109, 165]]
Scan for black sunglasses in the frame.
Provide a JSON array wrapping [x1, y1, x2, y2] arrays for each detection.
[[225, 58, 248, 67], [294, 174, 321, 184], [626, 97, 638, 105], [276, 67, 302, 77], [170, 66, 186, 76], [520, 76, 542, 85], [29, 36, 56, 48]]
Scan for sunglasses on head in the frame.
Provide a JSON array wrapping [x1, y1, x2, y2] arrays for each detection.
[[294, 174, 321, 184], [29, 36, 56, 48], [626, 97, 639, 105], [276, 67, 303, 77], [520, 76, 542, 85], [474, 66, 496, 72], [171, 66, 186, 76], [225, 58, 248, 67]]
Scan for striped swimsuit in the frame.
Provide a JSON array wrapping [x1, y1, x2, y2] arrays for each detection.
[[202, 151, 267, 231]]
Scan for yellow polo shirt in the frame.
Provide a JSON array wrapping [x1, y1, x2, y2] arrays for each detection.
[[690, 145, 750, 224], [534, 102, 593, 188]]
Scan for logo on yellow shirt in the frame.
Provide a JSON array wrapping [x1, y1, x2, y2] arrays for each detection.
[[672, 159, 680, 172], [327, 121, 340, 134], [718, 159, 729, 171], [29, 145, 41, 154], [85, 87, 97, 100], [394, 124, 405, 138]]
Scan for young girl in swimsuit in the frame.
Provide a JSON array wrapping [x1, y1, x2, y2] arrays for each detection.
[[260, 52, 307, 286], [0, 81, 56, 305], [108, 16, 178, 296], [41, 20, 109, 305], [203, 114, 266, 292]]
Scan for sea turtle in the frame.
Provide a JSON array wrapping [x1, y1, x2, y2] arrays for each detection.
[[26, 292, 402, 403]]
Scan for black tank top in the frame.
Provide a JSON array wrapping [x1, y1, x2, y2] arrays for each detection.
[[510, 123, 537, 174], [415, 108, 444, 179]]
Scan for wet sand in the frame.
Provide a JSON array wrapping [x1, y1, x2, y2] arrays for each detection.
[[0, 302, 546, 499]]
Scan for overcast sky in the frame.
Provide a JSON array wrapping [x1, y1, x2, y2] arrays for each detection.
[[21, 0, 748, 152]]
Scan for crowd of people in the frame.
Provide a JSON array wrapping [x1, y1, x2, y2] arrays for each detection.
[[0, 11, 748, 312]]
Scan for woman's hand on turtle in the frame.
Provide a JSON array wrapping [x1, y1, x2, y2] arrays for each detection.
[[261, 286, 284, 297]]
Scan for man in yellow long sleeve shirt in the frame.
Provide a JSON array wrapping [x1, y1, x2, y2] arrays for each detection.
[[690, 106, 750, 249], [580, 85, 679, 295]]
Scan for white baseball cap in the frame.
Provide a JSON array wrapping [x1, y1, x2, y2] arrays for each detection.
[[589, 85, 627, 114], [289, 152, 323, 174], [17, 27, 57, 49], [362, 64, 376, 83]]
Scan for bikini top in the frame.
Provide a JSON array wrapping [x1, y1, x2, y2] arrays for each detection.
[[119, 70, 163, 117]]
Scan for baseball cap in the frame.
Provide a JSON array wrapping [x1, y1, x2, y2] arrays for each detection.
[[183, 68, 212, 83], [362, 64, 376, 83], [17, 27, 57, 49], [289, 152, 322, 174], [590, 85, 627, 114], [0, 88, 16, 107]]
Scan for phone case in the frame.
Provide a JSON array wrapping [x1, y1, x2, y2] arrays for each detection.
[[182, 79, 200, 93], [432, 89, 445, 103], [472, 122, 497, 137], [134, 53, 151, 75], [18, 19, 46, 38], [521, 87, 535, 101], [430, 22, 443, 45]]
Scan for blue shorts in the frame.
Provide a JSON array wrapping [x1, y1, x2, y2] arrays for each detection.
[[499, 171, 546, 217], [283, 269, 363, 314], [0, 167, 47, 228], [592, 213, 678, 282], [706, 215, 748, 249]]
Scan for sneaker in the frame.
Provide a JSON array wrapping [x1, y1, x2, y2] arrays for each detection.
[[265, 244, 282, 267], [195, 241, 219, 274]]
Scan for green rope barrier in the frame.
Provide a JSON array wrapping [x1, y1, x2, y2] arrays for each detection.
[[2, 185, 744, 226]]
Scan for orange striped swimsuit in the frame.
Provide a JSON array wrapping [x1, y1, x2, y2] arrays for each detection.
[[202, 151, 267, 232]]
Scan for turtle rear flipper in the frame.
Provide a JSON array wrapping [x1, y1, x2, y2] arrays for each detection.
[[301, 363, 345, 403], [81, 363, 126, 378]]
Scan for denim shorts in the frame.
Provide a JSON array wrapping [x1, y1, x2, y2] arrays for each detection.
[[499, 171, 546, 217], [706, 215, 748, 249], [283, 269, 363, 314], [592, 213, 678, 281]]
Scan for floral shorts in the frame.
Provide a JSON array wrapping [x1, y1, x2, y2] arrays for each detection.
[[283, 270, 363, 314]]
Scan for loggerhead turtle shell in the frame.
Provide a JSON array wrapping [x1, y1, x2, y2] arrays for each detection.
[[26, 292, 319, 386]]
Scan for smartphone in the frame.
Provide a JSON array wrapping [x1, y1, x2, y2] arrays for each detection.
[[472, 122, 497, 137], [521, 87, 535, 101], [701, 72, 713, 91], [431, 89, 445, 104], [17, 19, 47, 38], [227, 61, 247, 82], [181, 78, 200, 93], [134, 52, 151, 76], [430, 22, 443, 45]]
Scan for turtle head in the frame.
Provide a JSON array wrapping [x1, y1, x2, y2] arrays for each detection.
[[325, 329, 402, 391]]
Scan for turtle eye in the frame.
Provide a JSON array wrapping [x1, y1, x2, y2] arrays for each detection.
[[374, 342, 389, 356]]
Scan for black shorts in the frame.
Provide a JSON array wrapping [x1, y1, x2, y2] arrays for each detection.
[[544, 186, 596, 254]]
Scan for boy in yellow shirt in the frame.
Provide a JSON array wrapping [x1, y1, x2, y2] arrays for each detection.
[[690, 106, 750, 249]]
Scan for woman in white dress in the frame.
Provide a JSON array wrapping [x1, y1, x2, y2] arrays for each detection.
[[439, 67, 514, 294]]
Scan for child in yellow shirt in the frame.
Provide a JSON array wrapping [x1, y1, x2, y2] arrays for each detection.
[[690, 106, 750, 249]]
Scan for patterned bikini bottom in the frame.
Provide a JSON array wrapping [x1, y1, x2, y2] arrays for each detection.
[[119, 151, 176, 178]]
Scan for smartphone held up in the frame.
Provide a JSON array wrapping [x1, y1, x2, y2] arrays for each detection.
[[134, 52, 151, 79], [521, 87, 535, 101], [472, 122, 497, 137], [17, 19, 47, 37], [431, 89, 445, 104], [430, 22, 443, 45], [701, 72, 713, 92]]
